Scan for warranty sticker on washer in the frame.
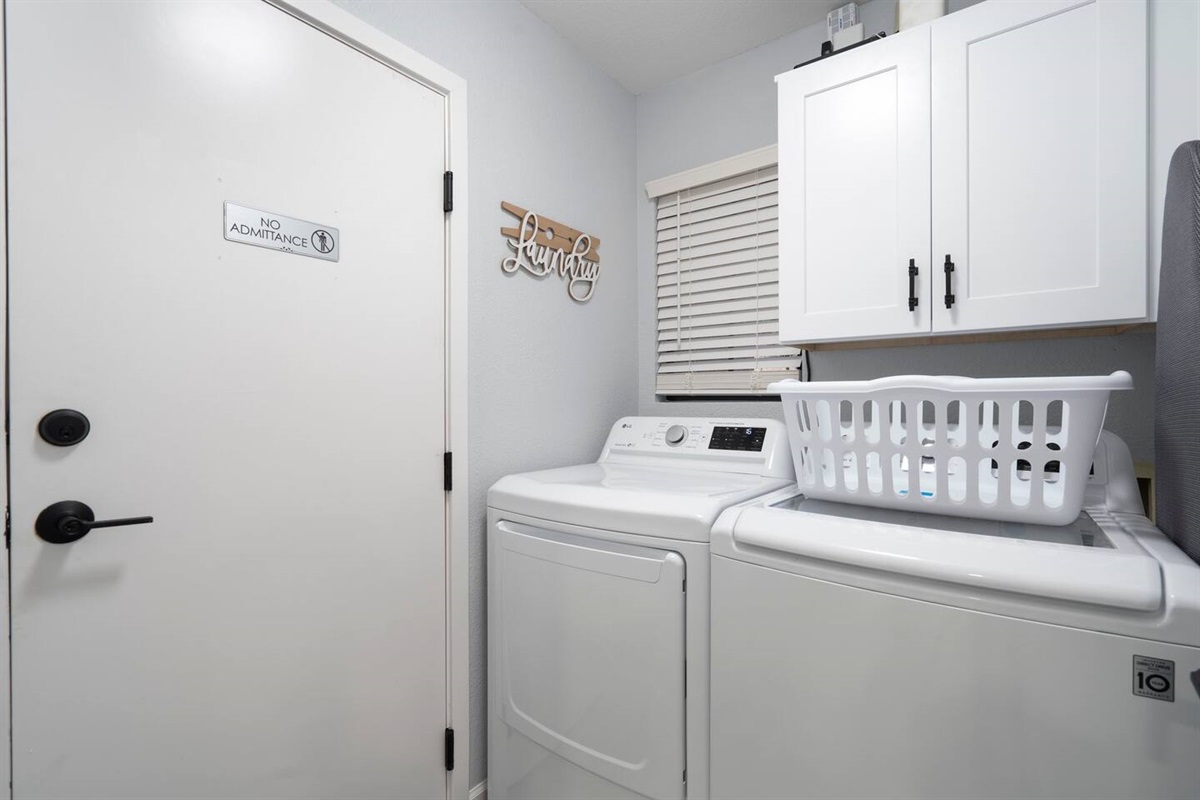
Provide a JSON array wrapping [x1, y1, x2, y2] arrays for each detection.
[[224, 202, 339, 262], [1133, 655, 1175, 702]]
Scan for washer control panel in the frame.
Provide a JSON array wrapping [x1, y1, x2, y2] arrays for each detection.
[[600, 417, 794, 478], [709, 425, 767, 452]]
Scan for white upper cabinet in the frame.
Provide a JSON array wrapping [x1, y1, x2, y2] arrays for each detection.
[[931, 0, 1147, 334], [777, 28, 931, 343], [777, 0, 1150, 344]]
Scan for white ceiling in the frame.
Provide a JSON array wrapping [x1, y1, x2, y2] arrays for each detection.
[[520, 0, 844, 94]]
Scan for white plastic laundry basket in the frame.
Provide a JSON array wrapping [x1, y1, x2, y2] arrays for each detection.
[[770, 372, 1133, 525]]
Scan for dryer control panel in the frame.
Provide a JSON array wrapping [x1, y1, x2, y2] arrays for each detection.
[[600, 417, 794, 478]]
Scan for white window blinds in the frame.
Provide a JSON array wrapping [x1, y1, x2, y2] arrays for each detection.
[[652, 157, 805, 396]]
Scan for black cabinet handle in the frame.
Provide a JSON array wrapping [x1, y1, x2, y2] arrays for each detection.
[[35, 500, 154, 544], [907, 259, 919, 311], [943, 254, 956, 309]]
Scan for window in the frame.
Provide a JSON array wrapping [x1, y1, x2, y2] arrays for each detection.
[[648, 146, 806, 396]]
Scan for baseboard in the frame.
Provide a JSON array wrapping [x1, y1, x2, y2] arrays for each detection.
[[469, 780, 487, 800]]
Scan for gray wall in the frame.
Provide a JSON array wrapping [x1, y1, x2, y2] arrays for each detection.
[[335, 1, 639, 787], [635, 0, 1158, 464]]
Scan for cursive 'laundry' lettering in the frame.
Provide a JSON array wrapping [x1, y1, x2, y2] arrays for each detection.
[[502, 211, 600, 302]]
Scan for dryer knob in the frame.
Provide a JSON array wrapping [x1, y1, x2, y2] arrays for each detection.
[[665, 424, 688, 446]]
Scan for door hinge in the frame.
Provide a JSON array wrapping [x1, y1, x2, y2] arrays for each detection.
[[444, 727, 455, 771], [444, 452, 453, 492], [443, 171, 453, 213]]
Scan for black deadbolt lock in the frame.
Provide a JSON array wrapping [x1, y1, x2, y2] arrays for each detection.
[[38, 409, 91, 447]]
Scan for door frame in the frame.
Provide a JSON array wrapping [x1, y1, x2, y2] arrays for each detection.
[[0, 1, 471, 797], [0, 1, 9, 793]]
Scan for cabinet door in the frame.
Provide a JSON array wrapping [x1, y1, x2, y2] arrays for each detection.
[[777, 28, 931, 344], [931, 0, 1147, 333]]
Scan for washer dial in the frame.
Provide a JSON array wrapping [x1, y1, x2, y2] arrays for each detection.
[[665, 424, 688, 446]]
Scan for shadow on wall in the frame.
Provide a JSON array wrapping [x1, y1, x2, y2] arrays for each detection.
[[657, 331, 1157, 465]]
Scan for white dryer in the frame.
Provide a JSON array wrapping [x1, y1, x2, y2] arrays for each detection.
[[487, 417, 794, 800], [709, 432, 1200, 800]]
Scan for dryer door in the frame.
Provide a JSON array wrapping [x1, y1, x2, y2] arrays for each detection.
[[489, 520, 686, 800]]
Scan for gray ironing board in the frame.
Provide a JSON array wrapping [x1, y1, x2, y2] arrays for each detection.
[[1155, 140, 1200, 564]]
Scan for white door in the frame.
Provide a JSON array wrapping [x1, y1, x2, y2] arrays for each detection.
[[489, 521, 686, 800], [931, 0, 1147, 333], [6, 2, 449, 798], [777, 27, 931, 344]]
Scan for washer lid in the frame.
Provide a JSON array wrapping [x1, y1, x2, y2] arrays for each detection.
[[722, 496, 1164, 611], [488, 463, 794, 542]]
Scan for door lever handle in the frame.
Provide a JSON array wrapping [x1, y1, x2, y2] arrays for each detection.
[[35, 500, 153, 544]]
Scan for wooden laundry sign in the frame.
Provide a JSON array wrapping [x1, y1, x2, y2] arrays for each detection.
[[501, 201, 601, 302]]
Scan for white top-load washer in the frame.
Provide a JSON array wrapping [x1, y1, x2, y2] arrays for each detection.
[[708, 432, 1200, 800], [487, 417, 794, 800]]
